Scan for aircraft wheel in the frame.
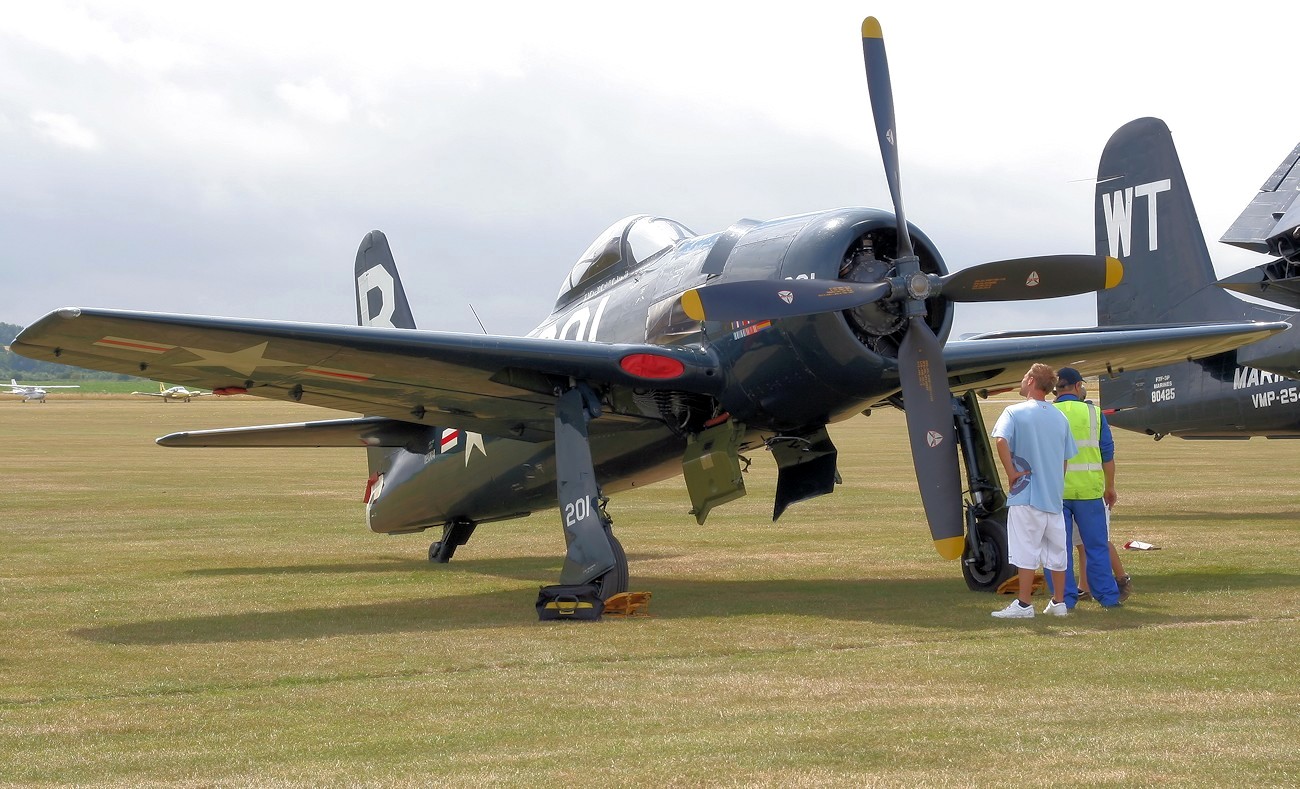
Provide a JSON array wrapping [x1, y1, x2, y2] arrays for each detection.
[[962, 512, 1013, 592], [598, 532, 628, 599]]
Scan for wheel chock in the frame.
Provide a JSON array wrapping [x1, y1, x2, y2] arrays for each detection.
[[996, 572, 1045, 595], [602, 591, 652, 618]]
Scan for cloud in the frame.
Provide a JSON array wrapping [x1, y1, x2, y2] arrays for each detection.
[[1, 1, 1296, 339], [30, 111, 99, 150], [276, 78, 352, 125], [0, 3, 198, 72]]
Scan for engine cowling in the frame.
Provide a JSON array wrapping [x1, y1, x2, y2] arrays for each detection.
[[707, 208, 952, 431]]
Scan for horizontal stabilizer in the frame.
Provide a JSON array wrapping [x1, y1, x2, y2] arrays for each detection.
[[1217, 261, 1300, 310], [1221, 142, 1300, 254], [157, 416, 434, 449]]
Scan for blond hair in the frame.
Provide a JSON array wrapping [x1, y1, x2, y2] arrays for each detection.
[[1027, 363, 1057, 395]]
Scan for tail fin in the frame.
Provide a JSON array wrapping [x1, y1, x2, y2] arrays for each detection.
[[355, 230, 417, 330], [1094, 117, 1283, 326], [354, 230, 418, 479]]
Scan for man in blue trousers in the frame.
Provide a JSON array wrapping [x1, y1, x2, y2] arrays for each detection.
[[1053, 367, 1122, 608]]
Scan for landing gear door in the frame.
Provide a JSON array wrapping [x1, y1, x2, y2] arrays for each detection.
[[770, 426, 838, 521], [682, 420, 747, 525]]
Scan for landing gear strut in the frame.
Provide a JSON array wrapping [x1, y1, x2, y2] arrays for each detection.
[[536, 384, 629, 620], [428, 518, 477, 563], [952, 391, 1014, 592]]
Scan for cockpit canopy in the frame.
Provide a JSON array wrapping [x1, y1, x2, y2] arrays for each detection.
[[557, 215, 694, 305]]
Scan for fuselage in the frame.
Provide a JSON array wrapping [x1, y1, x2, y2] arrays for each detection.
[[1105, 357, 1300, 438], [365, 208, 951, 534], [8, 386, 48, 402]]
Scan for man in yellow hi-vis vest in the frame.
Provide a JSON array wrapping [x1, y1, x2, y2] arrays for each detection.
[[1053, 367, 1122, 608]]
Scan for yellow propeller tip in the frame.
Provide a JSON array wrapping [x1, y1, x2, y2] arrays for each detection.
[[934, 535, 964, 561], [862, 17, 882, 39], [681, 290, 706, 322], [1105, 256, 1124, 289]]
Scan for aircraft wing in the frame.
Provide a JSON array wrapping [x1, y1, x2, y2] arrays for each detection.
[[132, 391, 167, 397], [13, 308, 722, 442], [943, 321, 1289, 395]]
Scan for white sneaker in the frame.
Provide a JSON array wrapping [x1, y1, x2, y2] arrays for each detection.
[[992, 600, 1034, 618], [1043, 600, 1069, 617]]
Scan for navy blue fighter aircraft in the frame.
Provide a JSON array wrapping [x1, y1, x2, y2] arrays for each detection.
[[12, 21, 1286, 616], [1091, 117, 1300, 439]]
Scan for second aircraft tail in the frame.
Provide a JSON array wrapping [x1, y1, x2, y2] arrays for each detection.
[[1094, 117, 1285, 327]]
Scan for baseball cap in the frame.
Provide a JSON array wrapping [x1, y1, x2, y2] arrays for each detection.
[[1057, 367, 1084, 387]]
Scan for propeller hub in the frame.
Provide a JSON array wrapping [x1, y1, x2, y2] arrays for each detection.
[[906, 271, 931, 300]]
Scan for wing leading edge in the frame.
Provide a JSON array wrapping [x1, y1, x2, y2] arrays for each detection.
[[13, 308, 722, 441]]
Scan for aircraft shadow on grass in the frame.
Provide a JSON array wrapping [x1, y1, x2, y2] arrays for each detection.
[[183, 554, 661, 578], [73, 560, 1300, 645]]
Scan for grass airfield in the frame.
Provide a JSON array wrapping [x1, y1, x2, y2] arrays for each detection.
[[3, 396, 1299, 786]]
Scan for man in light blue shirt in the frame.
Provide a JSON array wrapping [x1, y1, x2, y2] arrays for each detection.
[[989, 363, 1078, 619]]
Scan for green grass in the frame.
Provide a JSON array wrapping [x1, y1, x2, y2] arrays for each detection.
[[2, 398, 1299, 786]]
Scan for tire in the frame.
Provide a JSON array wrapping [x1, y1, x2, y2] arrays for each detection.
[[599, 532, 629, 599], [962, 511, 1014, 592]]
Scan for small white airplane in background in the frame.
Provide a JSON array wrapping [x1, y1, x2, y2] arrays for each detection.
[[132, 383, 210, 403], [6, 378, 80, 403]]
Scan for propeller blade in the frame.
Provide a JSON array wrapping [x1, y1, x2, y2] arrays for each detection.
[[680, 279, 890, 323], [940, 255, 1123, 302], [897, 316, 964, 559], [861, 16, 912, 258]]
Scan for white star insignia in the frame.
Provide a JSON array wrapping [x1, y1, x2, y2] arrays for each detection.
[[464, 432, 487, 466], [175, 342, 301, 377]]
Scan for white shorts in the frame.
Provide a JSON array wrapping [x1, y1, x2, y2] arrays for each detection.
[[1007, 505, 1068, 572]]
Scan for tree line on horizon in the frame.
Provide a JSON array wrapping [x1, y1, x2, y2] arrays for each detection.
[[2, 321, 145, 383]]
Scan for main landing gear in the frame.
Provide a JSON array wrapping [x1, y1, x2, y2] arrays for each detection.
[[952, 391, 1015, 592], [536, 384, 629, 620]]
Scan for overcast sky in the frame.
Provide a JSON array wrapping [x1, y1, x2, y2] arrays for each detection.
[[3, 1, 1297, 339]]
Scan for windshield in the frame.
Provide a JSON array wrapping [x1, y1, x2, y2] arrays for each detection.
[[557, 216, 694, 301], [627, 217, 692, 265]]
